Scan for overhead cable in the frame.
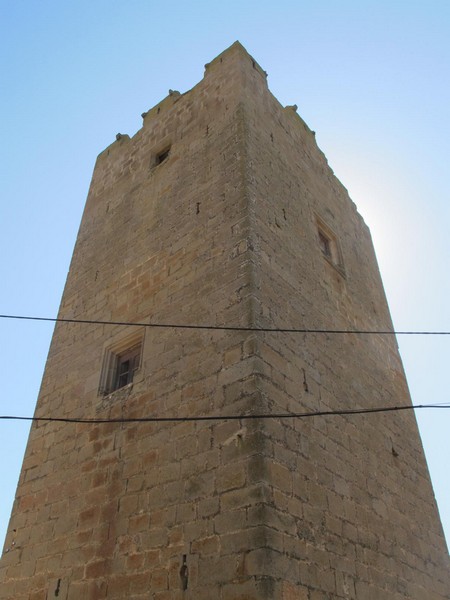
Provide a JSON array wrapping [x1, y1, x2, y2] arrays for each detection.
[[0, 313, 448, 336], [1, 404, 449, 425]]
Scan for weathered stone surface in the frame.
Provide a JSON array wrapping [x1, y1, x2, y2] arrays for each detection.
[[1, 41, 449, 599]]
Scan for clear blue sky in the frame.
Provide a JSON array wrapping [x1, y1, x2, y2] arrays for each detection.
[[1, 0, 449, 551]]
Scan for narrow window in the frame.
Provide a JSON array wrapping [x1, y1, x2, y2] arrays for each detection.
[[316, 216, 344, 274], [156, 147, 170, 165], [114, 344, 142, 391], [318, 230, 332, 258]]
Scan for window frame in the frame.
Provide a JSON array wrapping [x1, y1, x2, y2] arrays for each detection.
[[98, 330, 144, 395], [315, 216, 345, 275]]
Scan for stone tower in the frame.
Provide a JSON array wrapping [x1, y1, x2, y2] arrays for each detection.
[[1, 42, 449, 600]]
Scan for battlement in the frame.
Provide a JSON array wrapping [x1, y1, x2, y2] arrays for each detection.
[[98, 42, 266, 157]]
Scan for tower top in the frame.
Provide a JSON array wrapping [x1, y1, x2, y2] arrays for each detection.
[[204, 40, 267, 77]]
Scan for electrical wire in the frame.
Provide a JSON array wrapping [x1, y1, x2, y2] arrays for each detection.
[[0, 313, 449, 335], [1, 404, 449, 425]]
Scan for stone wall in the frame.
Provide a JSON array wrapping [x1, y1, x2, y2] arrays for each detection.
[[1, 42, 448, 600]]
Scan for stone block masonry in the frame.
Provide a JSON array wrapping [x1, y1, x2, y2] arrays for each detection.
[[1, 42, 449, 599]]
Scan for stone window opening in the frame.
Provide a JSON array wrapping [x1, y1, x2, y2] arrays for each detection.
[[318, 230, 332, 258], [98, 331, 144, 395], [316, 216, 345, 274], [114, 344, 142, 390], [156, 147, 170, 165]]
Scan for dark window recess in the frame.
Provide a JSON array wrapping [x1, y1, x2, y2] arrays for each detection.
[[113, 344, 141, 391], [318, 230, 332, 258], [315, 217, 345, 275], [156, 148, 170, 164]]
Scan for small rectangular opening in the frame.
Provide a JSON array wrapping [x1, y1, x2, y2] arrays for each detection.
[[318, 230, 332, 258], [316, 216, 345, 275], [98, 332, 144, 395], [156, 147, 170, 165], [114, 344, 141, 390]]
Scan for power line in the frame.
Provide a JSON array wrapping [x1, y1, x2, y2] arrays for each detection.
[[0, 313, 449, 336], [1, 404, 449, 425]]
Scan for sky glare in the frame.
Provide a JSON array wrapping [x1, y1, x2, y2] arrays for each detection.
[[1, 0, 449, 552]]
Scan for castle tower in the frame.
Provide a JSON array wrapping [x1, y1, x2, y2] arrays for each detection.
[[1, 42, 449, 600]]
